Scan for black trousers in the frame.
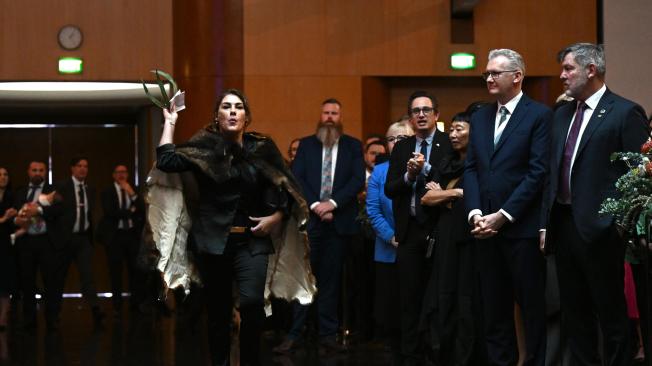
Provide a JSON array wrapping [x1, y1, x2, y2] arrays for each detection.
[[197, 241, 268, 366], [476, 234, 546, 366], [397, 217, 431, 364], [551, 203, 631, 366], [17, 234, 59, 325], [105, 229, 141, 310], [56, 233, 99, 314], [344, 232, 375, 340]]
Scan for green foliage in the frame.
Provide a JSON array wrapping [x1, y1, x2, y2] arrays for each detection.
[[141, 69, 179, 109], [599, 151, 652, 235]]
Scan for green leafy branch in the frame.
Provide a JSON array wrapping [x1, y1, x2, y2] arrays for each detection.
[[141, 69, 178, 109]]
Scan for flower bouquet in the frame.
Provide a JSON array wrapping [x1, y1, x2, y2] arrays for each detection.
[[599, 139, 652, 241]]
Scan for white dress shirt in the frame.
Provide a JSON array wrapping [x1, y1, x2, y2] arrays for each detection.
[[114, 182, 135, 229]]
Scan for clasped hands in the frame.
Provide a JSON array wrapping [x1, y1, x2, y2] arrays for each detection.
[[471, 212, 508, 239], [313, 201, 335, 222]]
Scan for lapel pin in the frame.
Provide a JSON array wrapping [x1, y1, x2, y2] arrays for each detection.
[[436, 143, 440, 147], [600, 109, 606, 113], [598, 114, 603, 118]]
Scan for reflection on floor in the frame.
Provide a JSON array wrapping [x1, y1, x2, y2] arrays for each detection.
[[0, 298, 394, 366]]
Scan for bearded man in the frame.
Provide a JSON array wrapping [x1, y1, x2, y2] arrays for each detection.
[[273, 98, 365, 354]]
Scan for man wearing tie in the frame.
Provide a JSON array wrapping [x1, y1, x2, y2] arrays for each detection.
[[540, 43, 648, 365], [463, 49, 551, 366], [274, 98, 365, 354], [98, 164, 144, 315], [54, 156, 104, 325], [385, 91, 452, 365], [13, 161, 60, 330]]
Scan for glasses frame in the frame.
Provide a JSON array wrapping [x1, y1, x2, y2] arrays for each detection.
[[409, 107, 435, 116], [481, 70, 518, 81], [386, 134, 409, 143]]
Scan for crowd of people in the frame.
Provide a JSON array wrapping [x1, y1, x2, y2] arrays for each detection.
[[1, 42, 651, 366]]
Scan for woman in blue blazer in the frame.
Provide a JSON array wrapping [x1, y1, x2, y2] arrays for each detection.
[[366, 120, 413, 363]]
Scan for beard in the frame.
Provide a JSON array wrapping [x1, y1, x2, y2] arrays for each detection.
[[316, 121, 343, 147], [30, 176, 44, 185]]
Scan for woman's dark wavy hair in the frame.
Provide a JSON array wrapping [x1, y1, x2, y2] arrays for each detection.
[[214, 88, 252, 125], [0, 166, 12, 192]]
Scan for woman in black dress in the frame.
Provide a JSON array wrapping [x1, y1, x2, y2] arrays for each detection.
[[0, 167, 17, 330], [156, 89, 307, 366], [420, 114, 484, 365]]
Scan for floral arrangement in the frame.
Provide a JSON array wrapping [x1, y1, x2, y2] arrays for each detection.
[[599, 139, 652, 239]]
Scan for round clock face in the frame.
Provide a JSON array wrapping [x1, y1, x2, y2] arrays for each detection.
[[58, 25, 83, 50]]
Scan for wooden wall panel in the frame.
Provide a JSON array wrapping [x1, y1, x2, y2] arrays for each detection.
[[243, 76, 362, 160], [0, 0, 173, 80], [243, 0, 597, 141], [172, 0, 244, 142], [388, 77, 489, 127], [362, 77, 391, 138]]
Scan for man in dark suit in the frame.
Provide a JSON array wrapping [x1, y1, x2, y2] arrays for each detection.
[[97, 164, 144, 315], [274, 98, 365, 353], [53, 156, 104, 325], [385, 90, 452, 364], [540, 43, 648, 365], [463, 49, 551, 366], [13, 161, 60, 330]]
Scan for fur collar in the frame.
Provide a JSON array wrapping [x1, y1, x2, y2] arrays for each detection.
[[175, 127, 309, 227]]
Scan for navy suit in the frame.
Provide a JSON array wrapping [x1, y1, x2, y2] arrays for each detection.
[[541, 89, 648, 365], [288, 134, 365, 340], [291, 134, 364, 236], [464, 94, 551, 366]]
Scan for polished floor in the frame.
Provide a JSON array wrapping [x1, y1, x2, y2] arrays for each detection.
[[0, 297, 394, 366]]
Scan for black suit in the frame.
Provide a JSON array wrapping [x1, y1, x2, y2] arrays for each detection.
[[542, 89, 648, 365], [13, 183, 60, 327], [52, 178, 100, 313], [385, 131, 452, 363], [98, 184, 144, 311]]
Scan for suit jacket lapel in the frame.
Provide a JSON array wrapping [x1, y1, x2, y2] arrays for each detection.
[[428, 130, 445, 164], [481, 104, 497, 158], [493, 96, 529, 156], [332, 138, 343, 189], [575, 90, 614, 160]]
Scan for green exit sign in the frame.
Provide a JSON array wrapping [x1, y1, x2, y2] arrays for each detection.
[[58, 57, 83, 74], [450, 53, 475, 70]]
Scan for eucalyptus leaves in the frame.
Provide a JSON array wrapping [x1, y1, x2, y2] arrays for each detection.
[[142, 69, 179, 109], [599, 143, 652, 236]]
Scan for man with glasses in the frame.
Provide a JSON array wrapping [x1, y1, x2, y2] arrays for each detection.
[[97, 164, 144, 316], [463, 49, 551, 366], [385, 91, 452, 365]]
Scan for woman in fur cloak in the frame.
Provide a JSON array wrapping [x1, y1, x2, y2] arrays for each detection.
[[151, 88, 314, 366]]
